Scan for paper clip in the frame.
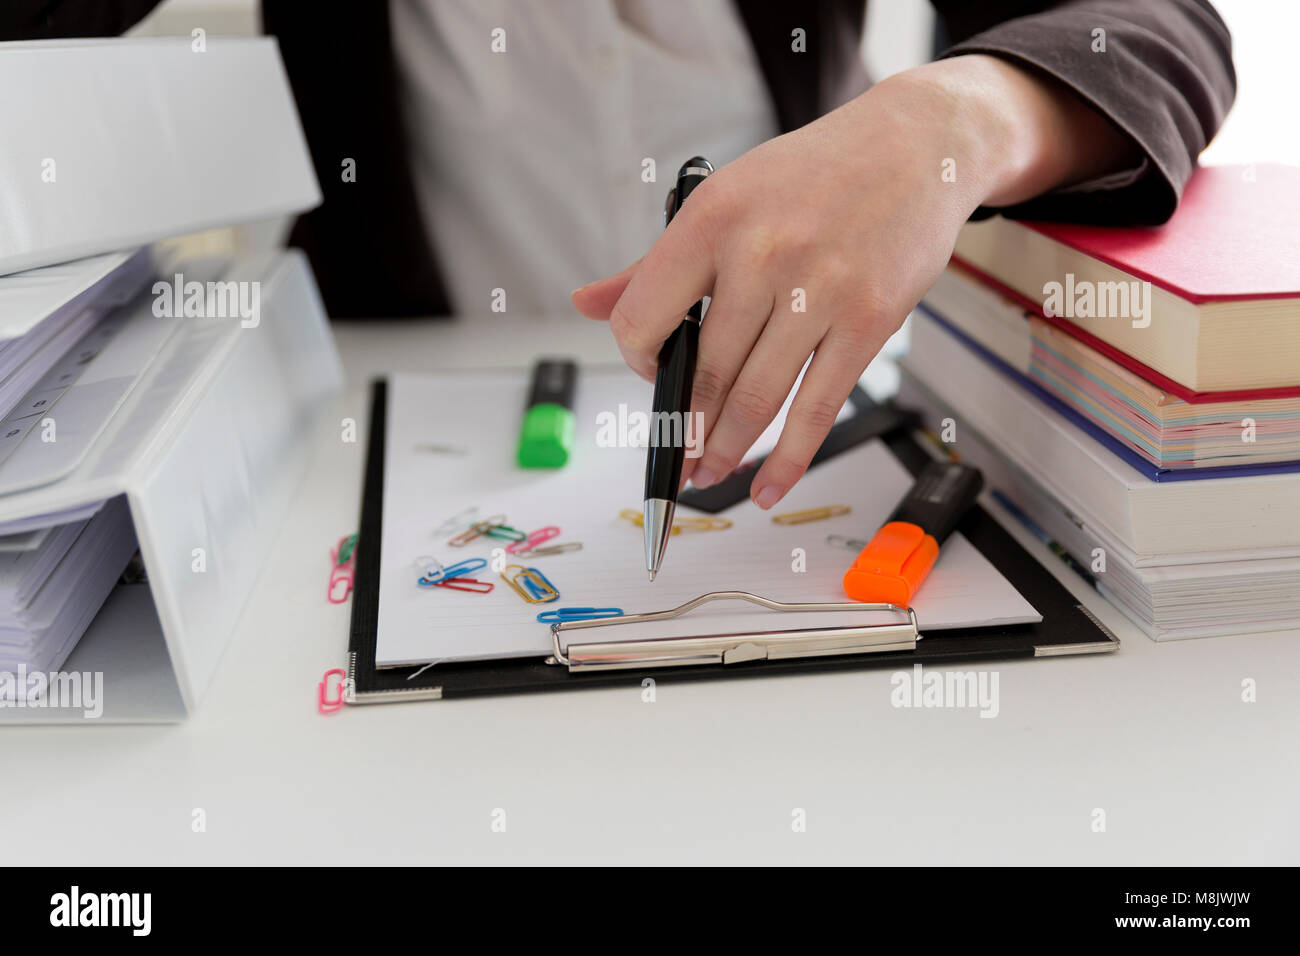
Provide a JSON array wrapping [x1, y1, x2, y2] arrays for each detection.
[[507, 526, 561, 555], [512, 541, 583, 558], [413, 442, 468, 455], [484, 524, 527, 542], [418, 557, 487, 586], [772, 505, 852, 525], [674, 515, 733, 533], [619, 509, 732, 535], [435, 507, 479, 536], [414, 554, 444, 579], [434, 576, 495, 593], [827, 534, 870, 552], [501, 564, 560, 603], [449, 513, 507, 547], [536, 607, 624, 623], [329, 535, 356, 604], [318, 668, 347, 714]]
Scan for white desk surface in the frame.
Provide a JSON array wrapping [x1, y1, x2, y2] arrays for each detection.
[[5, 314, 1298, 865]]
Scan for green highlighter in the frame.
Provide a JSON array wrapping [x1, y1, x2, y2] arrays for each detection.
[[517, 359, 577, 468]]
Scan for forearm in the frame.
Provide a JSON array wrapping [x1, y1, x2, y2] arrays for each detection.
[[931, 0, 1236, 223], [869, 54, 1142, 211]]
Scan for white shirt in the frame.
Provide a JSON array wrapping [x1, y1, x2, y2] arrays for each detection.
[[391, 0, 779, 316]]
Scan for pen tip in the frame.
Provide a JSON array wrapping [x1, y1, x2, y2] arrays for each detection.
[[648, 570, 657, 582]]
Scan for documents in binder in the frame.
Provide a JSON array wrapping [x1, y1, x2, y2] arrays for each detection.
[[0, 249, 341, 722]]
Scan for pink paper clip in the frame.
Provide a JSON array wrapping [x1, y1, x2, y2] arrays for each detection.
[[329, 537, 356, 604], [507, 526, 561, 555], [318, 668, 347, 714]]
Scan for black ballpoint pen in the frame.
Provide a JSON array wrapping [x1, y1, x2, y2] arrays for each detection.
[[644, 156, 713, 581]]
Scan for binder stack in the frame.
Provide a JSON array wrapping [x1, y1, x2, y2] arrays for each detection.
[[0, 36, 342, 720]]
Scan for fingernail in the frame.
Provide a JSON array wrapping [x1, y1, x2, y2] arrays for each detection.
[[754, 485, 784, 509], [692, 466, 718, 488]]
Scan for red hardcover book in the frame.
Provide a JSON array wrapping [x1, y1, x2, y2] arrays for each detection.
[[951, 164, 1300, 401]]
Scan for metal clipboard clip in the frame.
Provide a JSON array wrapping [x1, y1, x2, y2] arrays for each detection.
[[546, 590, 920, 673]]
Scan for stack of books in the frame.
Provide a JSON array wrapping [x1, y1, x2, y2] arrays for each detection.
[[900, 164, 1300, 640]]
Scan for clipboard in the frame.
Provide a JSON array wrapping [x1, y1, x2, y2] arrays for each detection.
[[343, 379, 1118, 704]]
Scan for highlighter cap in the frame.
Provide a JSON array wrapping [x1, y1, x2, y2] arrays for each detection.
[[842, 521, 939, 606], [517, 403, 575, 469]]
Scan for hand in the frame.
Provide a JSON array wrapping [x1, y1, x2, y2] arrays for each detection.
[[573, 55, 1137, 508]]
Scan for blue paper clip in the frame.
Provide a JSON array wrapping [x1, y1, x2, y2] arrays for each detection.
[[536, 607, 625, 624], [418, 557, 487, 586], [521, 567, 561, 602]]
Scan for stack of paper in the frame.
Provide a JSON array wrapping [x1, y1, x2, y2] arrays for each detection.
[[0, 497, 137, 696]]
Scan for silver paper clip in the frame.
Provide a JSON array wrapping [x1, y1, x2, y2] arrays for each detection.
[[546, 590, 919, 672], [512, 541, 583, 558]]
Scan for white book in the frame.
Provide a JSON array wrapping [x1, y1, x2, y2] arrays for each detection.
[[921, 266, 1032, 375], [900, 309, 1300, 557], [900, 371, 1300, 640], [0, 37, 319, 277]]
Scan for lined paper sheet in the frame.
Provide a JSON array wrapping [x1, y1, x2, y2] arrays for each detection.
[[374, 371, 1040, 667]]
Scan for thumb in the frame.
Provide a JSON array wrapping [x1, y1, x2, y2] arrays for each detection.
[[571, 258, 641, 320]]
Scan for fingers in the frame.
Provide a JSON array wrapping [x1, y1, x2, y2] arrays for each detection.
[[678, 272, 773, 488], [606, 195, 718, 381], [749, 326, 885, 508], [689, 308, 822, 494], [571, 258, 640, 320]]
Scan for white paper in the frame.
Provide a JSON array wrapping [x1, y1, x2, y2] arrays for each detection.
[[375, 371, 1040, 667]]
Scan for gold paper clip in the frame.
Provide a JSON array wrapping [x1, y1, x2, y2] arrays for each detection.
[[619, 509, 732, 535], [500, 564, 560, 603], [449, 513, 507, 547], [772, 505, 851, 525]]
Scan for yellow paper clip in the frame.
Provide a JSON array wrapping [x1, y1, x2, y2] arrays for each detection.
[[449, 513, 507, 547], [500, 564, 560, 604], [772, 505, 851, 525], [619, 509, 732, 535], [674, 515, 732, 533]]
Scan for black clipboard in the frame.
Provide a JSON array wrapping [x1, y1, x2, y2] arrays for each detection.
[[345, 379, 1117, 704]]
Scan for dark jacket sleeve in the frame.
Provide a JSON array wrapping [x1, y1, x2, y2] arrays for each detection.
[[0, 0, 163, 38], [932, 0, 1236, 224]]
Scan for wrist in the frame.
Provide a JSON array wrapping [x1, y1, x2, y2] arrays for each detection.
[[853, 63, 1013, 225], [873, 55, 1138, 209]]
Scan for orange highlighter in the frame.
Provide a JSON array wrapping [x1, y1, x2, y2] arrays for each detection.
[[843, 461, 983, 606]]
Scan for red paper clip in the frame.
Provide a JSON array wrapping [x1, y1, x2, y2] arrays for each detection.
[[318, 668, 347, 714], [434, 577, 494, 593]]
